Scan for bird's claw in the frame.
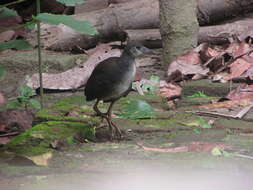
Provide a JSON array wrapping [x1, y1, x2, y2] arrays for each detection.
[[102, 115, 122, 140]]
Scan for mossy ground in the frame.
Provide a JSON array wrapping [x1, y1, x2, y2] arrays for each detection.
[[1, 80, 253, 189], [2, 95, 99, 157]]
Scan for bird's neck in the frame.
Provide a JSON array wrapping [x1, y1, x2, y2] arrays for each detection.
[[119, 50, 135, 66]]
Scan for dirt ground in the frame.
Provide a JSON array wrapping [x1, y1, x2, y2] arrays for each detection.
[[1, 87, 253, 190], [1, 50, 253, 190]]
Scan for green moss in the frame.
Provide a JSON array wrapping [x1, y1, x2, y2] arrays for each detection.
[[36, 108, 99, 124], [36, 96, 100, 125], [182, 79, 237, 97], [5, 121, 95, 156], [53, 96, 85, 111]]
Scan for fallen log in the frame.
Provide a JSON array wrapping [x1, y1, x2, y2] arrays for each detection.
[[27, 0, 158, 51], [75, 0, 253, 24], [125, 16, 253, 48], [126, 29, 161, 49], [26, 0, 253, 51], [197, 0, 253, 26], [75, 0, 132, 14]]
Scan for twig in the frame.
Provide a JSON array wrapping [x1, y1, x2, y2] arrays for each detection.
[[0, 21, 35, 33], [234, 103, 253, 119], [215, 49, 253, 74], [0, 0, 29, 8], [186, 110, 237, 119], [134, 81, 144, 95], [0, 132, 19, 137], [232, 49, 253, 61], [187, 104, 253, 119], [203, 55, 219, 67], [235, 154, 253, 160]]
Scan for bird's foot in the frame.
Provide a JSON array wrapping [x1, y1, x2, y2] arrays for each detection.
[[109, 121, 122, 140], [103, 115, 122, 140]]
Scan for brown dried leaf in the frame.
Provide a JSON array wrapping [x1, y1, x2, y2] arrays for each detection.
[[167, 52, 208, 82], [227, 84, 253, 101], [26, 152, 53, 166], [0, 110, 34, 132], [0, 93, 5, 105], [138, 142, 228, 153], [238, 26, 253, 43], [158, 81, 181, 100], [0, 137, 11, 145], [0, 31, 15, 42], [26, 42, 122, 90], [224, 58, 252, 81], [198, 43, 221, 62], [0, 17, 26, 41], [200, 98, 251, 110]]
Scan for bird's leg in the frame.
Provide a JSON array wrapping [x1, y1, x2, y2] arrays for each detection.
[[93, 99, 122, 140], [93, 99, 106, 117], [106, 100, 122, 139]]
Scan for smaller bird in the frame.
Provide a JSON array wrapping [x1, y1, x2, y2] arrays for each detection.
[[85, 43, 150, 139]]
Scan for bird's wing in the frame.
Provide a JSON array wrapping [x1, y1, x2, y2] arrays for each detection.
[[85, 57, 123, 100]]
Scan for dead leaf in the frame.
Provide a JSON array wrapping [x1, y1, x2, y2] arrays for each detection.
[[224, 58, 252, 81], [227, 84, 253, 101], [158, 81, 182, 100], [167, 51, 209, 82], [238, 26, 253, 42], [26, 152, 53, 166], [50, 139, 66, 150], [0, 93, 5, 105], [0, 16, 26, 41], [137, 142, 228, 153], [26, 42, 122, 90], [232, 42, 252, 57], [137, 142, 188, 153], [0, 110, 34, 133], [0, 31, 15, 43], [0, 137, 11, 145], [199, 98, 251, 110], [197, 43, 221, 62], [188, 142, 227, 152]]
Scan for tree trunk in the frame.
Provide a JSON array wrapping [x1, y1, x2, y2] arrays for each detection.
[[159, 0, 199, 66]]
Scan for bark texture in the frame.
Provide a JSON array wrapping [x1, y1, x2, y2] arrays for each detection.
[[125, 16, 253, 47], [197, 0, 253, 25], [159, 0, 199, 66], [75, 0, 132, 13], [27, 0, 159, 51]]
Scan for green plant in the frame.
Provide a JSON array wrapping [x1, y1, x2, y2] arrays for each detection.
[[135, 75, 160, 94], [0, 0, 98, 108], [187, 91, 209, 98], [7, 85, 41, 110], [118, 100, 155, 119]]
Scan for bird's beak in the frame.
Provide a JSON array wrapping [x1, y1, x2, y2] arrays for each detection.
[[141, 46, 154, 55], [141, 46, 152, 54]]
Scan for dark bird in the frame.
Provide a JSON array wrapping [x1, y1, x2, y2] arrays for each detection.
[[85, 43, 150, 139]]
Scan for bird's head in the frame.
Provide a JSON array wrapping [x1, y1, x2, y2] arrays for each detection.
[[126, 43, 152, 57], [129, 44, 151, 57]]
